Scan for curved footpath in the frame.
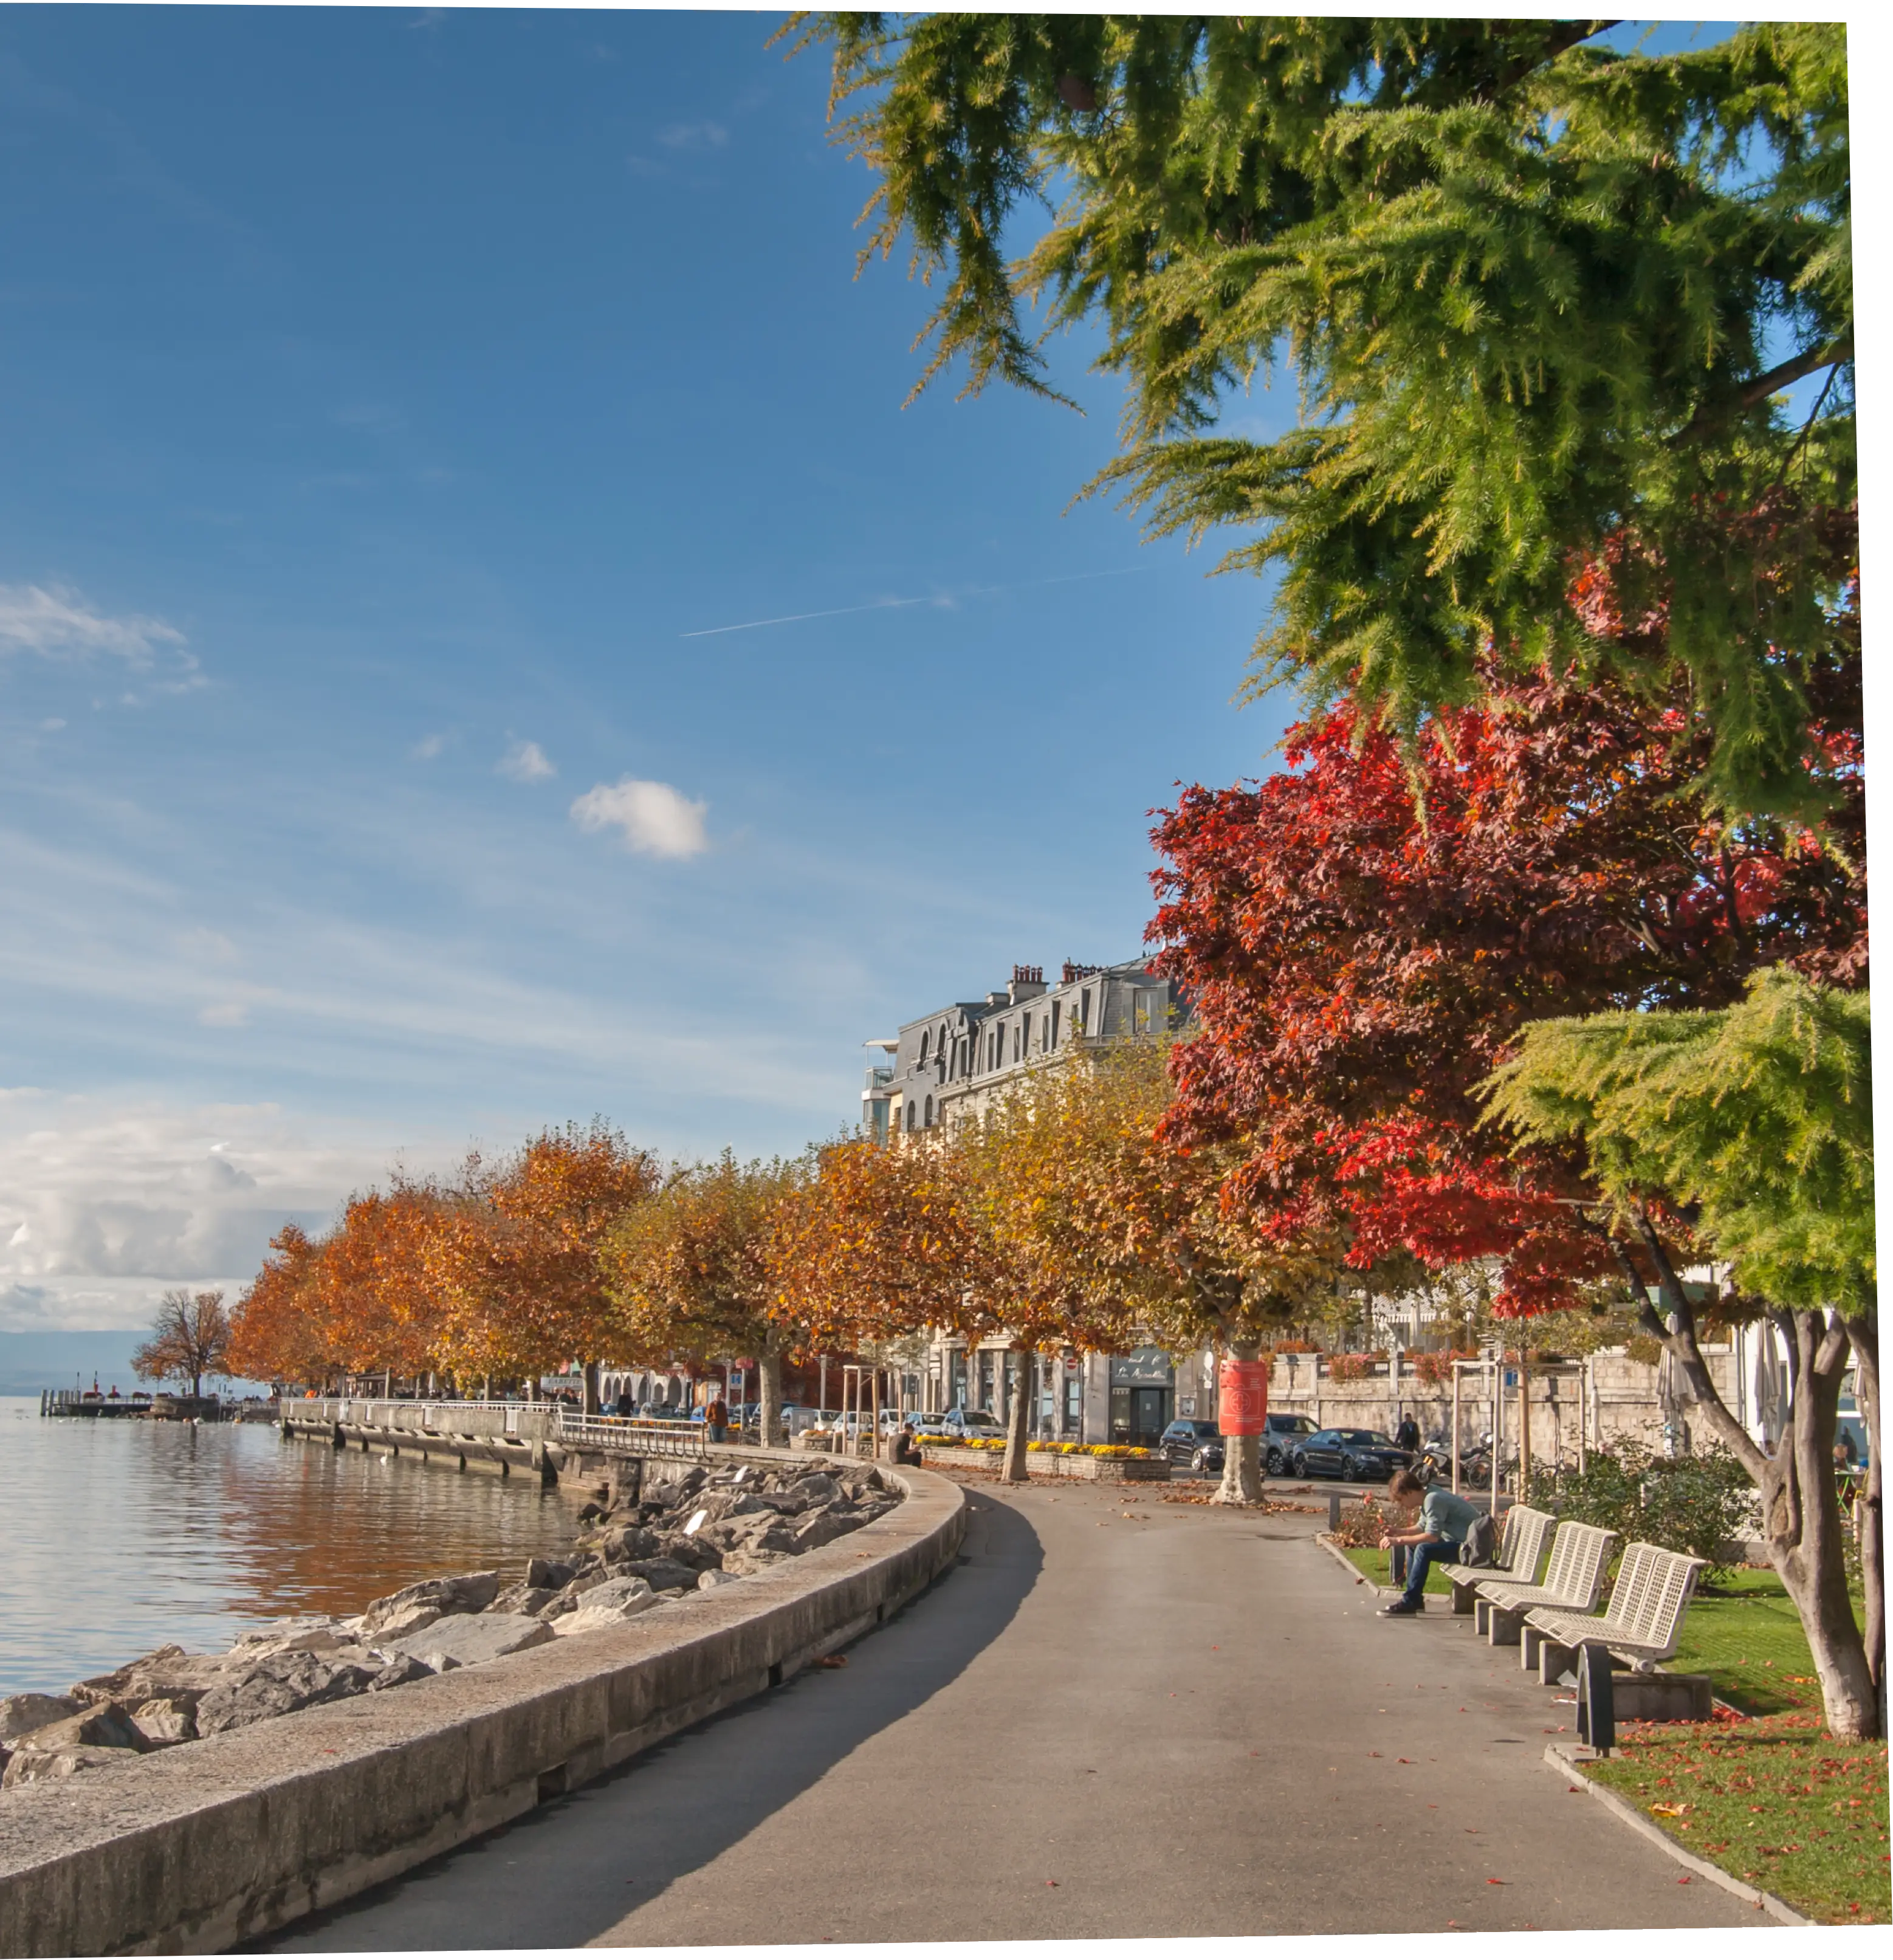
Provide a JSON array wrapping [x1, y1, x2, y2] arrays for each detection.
[[266, 1476, 1756, 1944]]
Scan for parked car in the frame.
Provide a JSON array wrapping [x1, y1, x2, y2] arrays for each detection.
[[909, 1411, 957, 1442], [1290, 1427, 1415, 1482], [1158, 1418, 1221, 1468], [1261, 1411, 1319, 1475], [1190, 1436, 1227, 1474], [943, 1408, 1005, 1441]]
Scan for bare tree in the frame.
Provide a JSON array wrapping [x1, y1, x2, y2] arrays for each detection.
[[133, 1288, 233, 1398]]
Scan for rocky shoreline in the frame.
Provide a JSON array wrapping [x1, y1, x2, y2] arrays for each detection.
[[0, 1456, 898, 1792]]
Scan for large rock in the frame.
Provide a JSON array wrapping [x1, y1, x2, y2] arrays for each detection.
[[792, 1472, 840, 1502], [696, 1568, 744, 1591], [357, 1571, 500, 1641], [193, 1651, 376, 1736], [614, 1556, 704, 1595], [487, 1582, 557, 1618], [597, 1522, 662, 1563], [2, 1744, 139, 1790], [718, 1546, 790, 1577], [0, 1693, 79, 1741], [226, 1617, 359, 1660], [392, 1613, 554, 1671], [129, 1696, 198, 1745], [792, 1510, 860, 1553], [7, 1704, 150, 1756], [551, 1576, 658, 1637], [524, 1556, 578, 1591]]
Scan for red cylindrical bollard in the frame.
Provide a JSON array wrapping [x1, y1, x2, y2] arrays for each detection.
[[1217, 1357, 1269, 1434]]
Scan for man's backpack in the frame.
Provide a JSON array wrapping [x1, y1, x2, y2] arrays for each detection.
[[1460, 1510, 1499, 1569]]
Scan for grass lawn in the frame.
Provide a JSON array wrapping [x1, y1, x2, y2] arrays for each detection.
[[1342, 1545, 1452, 1595], [1581, 1569, 1887, 1924], [1586, 1715, 1889, 1923]]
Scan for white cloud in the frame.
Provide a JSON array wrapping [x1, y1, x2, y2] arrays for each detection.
[[0, 581, 186, 666], [411, 732, 447, 760], [0, 1095, 404, 1330], [498, 738, 555, 783], [656, 120, 727, 151], [198, 1001, 250, 1028], [569, 777, 709, 859]]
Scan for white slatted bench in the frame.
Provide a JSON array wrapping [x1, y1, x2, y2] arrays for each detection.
[[1524, 1542, 1708, 1685], [1472, 1520, 1617, 1648], [1441, 1504, 1554, 1615]]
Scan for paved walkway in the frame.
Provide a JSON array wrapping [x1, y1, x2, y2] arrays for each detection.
[[266, 1478, 1756, 1944]]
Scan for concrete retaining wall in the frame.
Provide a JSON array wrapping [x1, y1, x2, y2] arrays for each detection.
[[0, 1468, 966, 1956]]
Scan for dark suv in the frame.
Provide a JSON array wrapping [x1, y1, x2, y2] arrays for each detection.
[[1261, 1412, 1319, 1474], [1157, 1418, 1221, 1468]]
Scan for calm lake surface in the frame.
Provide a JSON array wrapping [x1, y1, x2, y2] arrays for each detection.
[[0, 1397, 582, 1698]]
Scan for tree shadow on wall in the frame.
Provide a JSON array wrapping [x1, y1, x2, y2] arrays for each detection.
[[256, 1493, 1043, 1951]]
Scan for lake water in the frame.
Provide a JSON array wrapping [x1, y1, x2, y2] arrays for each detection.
[[0, 1397, 583, 1699]]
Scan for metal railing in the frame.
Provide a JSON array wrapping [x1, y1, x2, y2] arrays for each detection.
[[555, 1411, 708, 1460]]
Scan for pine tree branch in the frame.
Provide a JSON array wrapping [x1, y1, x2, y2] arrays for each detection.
[[1472, 21, 1622, 101]]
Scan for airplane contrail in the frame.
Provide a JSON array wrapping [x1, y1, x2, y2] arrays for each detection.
[[681, 565, 1150, 639]]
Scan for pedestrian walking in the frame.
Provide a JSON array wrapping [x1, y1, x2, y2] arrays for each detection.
[[706, 1394, 729, 1444]]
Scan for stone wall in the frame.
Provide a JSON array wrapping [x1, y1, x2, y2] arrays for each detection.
[[1266, 1349, 1739, 1465], [0, 1467, 966, 1956]]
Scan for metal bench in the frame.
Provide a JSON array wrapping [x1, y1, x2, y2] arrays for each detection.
[[1471, 1519, 1617, 1648], [1523, 1542, 1707, 1684], [1440, 1504, 1554, 1615]]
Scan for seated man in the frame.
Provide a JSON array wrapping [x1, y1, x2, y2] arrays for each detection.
[[1377, 1468, 1481, 1617]]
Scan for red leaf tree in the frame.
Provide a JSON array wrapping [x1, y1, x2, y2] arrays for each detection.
[[1150, 657, 1864, 1314]]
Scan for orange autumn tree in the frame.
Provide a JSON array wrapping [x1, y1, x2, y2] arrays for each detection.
[[228, 1224, 339, 1389], [312, 1185, 445, 1390], [466, 1123, 662, 1410], [600, 1151, 802, 1444], [967, 1037, 1348, 1499], [768, 1131, 996, 1364]]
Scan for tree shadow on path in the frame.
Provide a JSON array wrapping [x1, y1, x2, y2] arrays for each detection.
[[259, 1493, 1042, 1952]]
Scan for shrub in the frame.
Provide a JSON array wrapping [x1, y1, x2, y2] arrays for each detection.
[[1526, 1444, 1754, 1575]]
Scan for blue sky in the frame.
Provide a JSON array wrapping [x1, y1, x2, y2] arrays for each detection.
[[0, 7, 1287, 1334]]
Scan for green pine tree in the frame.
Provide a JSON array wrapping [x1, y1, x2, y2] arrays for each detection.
[[793, 15, 1853, 824]]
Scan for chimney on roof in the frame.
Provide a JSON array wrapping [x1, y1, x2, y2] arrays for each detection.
[[1060, 960, 1101, 985], [1008, 961, 1046, 1005]]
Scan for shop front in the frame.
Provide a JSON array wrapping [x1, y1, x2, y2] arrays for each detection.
[[1108, 1347, 1175, 1445]]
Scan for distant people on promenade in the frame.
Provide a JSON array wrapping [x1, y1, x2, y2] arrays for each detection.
[[706, 1394, 729, 1443]]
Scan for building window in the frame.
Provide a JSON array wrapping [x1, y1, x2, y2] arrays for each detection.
[[905, 1101, 916, 1133], [1012, 1022, 1022, 1063], [1080, 987, 1091, 1033], [923, 1095, 933, 1127], [919, 1030, 930, 1066], [1051, 1002, 1061, 1048]]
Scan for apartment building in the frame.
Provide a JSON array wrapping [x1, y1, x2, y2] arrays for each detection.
[[864, 955, 1181, 1142], [856, 955, 1190, 1443]]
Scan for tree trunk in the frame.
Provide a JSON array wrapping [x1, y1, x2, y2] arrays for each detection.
[[1001, 1344, 1032, 1483], [582, 1360, 600, 1417], [1625, 1217, 1879, 1738], [758, 1346, 785, 1447], [1841, 1308, 1884, 1733], [1215, 1335, 1265, 1505]]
